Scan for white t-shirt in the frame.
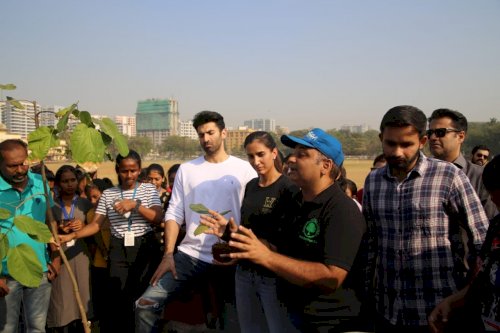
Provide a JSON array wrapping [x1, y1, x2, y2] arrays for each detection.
[[97, 182, 161, 238], [166, 155, 257, 263]]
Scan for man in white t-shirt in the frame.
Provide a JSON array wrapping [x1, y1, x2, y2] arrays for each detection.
[[135, 111, 256, 332]]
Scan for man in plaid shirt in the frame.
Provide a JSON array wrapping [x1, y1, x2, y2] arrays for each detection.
[[362, 105, 489, 332]]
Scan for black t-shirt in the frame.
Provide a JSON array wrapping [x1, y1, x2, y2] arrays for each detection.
[[239, 175, 299, 275], [277, 182, 366, 320]]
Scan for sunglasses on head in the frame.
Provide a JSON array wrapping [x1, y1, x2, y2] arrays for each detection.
[[426, 128, 461, 138]]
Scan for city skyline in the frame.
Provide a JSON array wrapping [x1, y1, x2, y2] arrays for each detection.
[[1, 1, 499, 131]]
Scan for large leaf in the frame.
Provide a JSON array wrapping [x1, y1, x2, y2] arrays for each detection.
[[56, 103, 78, 132], [94, 118, 129, 157], [6, 96, 24, 109], [13, 215, 53, 243], [0, 235, 9, 272], [70, 124, 106, 163], [28, 126, 59, 160], [7, 244, 43, 288], [0, 83, 16, 90], [0, 208, 11, 220], [79, 111, 93, 127]]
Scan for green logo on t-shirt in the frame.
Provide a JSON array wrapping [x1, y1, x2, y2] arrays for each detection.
[[300, 218, 320, 243]]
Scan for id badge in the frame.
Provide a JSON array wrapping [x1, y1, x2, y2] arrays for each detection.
[[66, 239, 75, 247], [124, 231, 135, 247]]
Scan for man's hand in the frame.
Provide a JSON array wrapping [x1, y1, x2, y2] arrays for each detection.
[[47, 259, 61, 281], [428, 299, 452, 333], [0, 278, 10, 297], [150, 253, 177, 286], [200, 209, 237, 237], [228, 225, 272, 266]]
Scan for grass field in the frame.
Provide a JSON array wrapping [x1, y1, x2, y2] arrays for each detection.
[[45, 158, 373, 192]]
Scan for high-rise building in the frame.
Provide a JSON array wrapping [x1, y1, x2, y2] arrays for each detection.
[[243, 118, 276, 132], [115, 115, 136, 137], [179, 120, 198, 140], [340, 124, 369, 133], [136, 99, 179, 147], [226, 126, 255, 155], [40, 105, 64, 127], [0, 100, 39, 138]]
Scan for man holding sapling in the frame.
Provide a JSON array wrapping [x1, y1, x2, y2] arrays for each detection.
[[0, 139, 57, 332], [135, 111, 256, 332], [202, 129, 367, 332]]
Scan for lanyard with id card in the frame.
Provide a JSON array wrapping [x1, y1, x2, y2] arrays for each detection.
[[61, 195, 78, 247], [121, 183, 138, 247]]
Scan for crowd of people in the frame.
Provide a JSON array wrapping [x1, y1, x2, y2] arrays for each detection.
[[0, 106, 498, 333]]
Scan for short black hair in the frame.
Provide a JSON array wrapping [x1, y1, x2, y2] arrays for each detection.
[[483, 155, 500, 192], [0, 139, 28, 162], [428, 108, 468, 133], [192, 111, 225, 131], [472, 144, 490, 155], [380, 105, 427, 138]]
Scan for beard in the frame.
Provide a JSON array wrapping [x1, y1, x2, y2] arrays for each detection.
[[386, 151, 420, 174], [1, 171, 28, 185]]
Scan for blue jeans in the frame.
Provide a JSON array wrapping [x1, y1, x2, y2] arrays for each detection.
[[135, 251, 212, 333], [0, 273, 52, 333], [235, 265, 296, 333]]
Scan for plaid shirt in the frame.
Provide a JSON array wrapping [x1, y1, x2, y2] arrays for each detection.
[[362, 153, 489, 326]]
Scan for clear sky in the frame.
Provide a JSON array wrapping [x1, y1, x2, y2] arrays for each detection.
[[1, 0, 499, 131]]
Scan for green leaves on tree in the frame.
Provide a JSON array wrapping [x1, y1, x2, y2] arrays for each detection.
[[13, 215, 53, 243], [28, 127, 60, 160], [0, 83, 16, 90], [7, 244, 43, 288], [56, 103, 78, 132], [6, 96, 24, 109], [190, 204, 231, 236], [0, 208, 12, 220], [93, 118, 129, 157], [70, 124, 107, 163], [0, 235, 9, 273]]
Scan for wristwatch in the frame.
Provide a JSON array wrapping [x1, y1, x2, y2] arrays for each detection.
[[133, 199, 142, 213]]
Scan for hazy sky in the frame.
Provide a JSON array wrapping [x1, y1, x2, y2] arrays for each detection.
[[2, 1, 499, 131]]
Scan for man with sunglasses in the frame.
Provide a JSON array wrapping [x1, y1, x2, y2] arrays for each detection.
[[471, 144, 491, 166], [428, 108, 498, 219]]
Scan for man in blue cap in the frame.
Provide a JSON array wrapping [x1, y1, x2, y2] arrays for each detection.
[[206, 128, 367, 332]]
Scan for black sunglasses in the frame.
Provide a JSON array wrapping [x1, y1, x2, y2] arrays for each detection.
[[475, 153, 489, 159], [426, 128, 461, 138]]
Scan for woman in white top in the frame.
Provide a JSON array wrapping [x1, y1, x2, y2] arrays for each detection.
[[59, 150, 163, 333]]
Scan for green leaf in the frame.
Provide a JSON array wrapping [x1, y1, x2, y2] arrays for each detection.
[[28, 126, 59, 160], [7, 244, 43, 288], [94, 118, 129, 157], [0, 83, 16, 90], [13, 215, 53, 243], [0, 208, 12, 220], [6, 96, 24, 109], [189, 203, 209, 214], [70, 124, 107, 163], [0, 234, 9, 272], [79, 111, 93, 126], [55, 103, 78, 132], [219, 210, 231, 216], [194, 225, 210, 236]]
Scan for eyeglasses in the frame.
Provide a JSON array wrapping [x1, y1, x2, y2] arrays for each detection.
[[426, 128, 462, 138]]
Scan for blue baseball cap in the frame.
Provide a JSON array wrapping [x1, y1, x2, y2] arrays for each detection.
[[281, 128, 344, 166]]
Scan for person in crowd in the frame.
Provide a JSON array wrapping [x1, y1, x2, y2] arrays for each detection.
[[339, 178, 362, 211], [361, 105, 490, 332], [59, 150, 163, 333], [166, 164, 180, 195], [135, 111, 256, 333], [428, 108, 497, 219], [204, 128, 367, 332], [31, 163, 57, 198], [0, 139, 57, 332], [75, 166, 90, 199], [137, 168, 149, 183], [471, 144, 491, 166], [84, 179, 113, 331], [201, 131, 300, 333], [357, 153, 386, 204], [47, 165, 93, 332], [429, 154, 500, 332], [146, 163, 168, 211]]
